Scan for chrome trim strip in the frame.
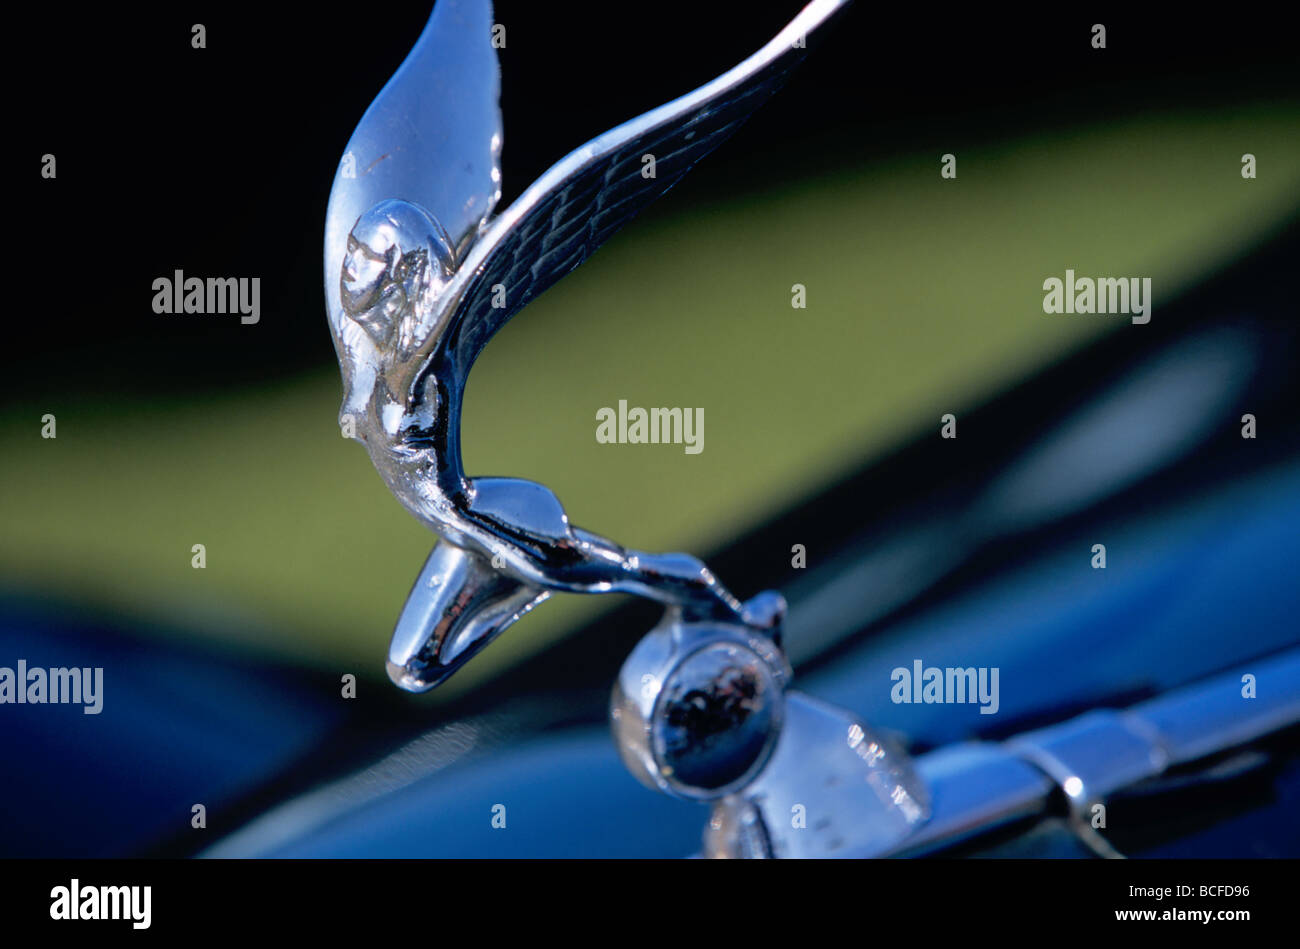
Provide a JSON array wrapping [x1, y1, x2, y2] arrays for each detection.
[[1132, 648, 1300, 765], [898, 743, 1054, 854], [883, 645, 1300, 856]]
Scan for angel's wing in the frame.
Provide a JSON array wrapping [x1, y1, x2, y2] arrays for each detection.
[[430, 0, 850, 391], [324, 0, 501, 342]]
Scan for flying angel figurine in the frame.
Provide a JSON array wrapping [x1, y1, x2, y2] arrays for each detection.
[[325, 0, 850, 691]]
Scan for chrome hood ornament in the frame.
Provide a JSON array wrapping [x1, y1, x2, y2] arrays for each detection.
[[324, 0, 932, 856], [324, 0, 848, 691]]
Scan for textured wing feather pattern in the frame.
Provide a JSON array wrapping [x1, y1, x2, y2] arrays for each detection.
[[439, 0, 848, 378]]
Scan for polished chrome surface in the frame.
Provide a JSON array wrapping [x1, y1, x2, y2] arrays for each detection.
[[696, 646, 1300, 858], [325, 0, 851, 690], [895, 743, 1055, 856], [611, 600, 932, 855], [1007, 646, 1300, 820], [1133, 647, 1300, 764], [611, 595, 791, 800], [702, 693, 932, 858], [887, 645, 1300, 857]]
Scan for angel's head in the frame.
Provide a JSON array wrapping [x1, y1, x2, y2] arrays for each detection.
[[341, 198, 457, 351]]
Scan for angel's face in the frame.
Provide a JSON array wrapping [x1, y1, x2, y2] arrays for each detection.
[[341, 234, 399, 344], [340, 199, 456, 351]]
